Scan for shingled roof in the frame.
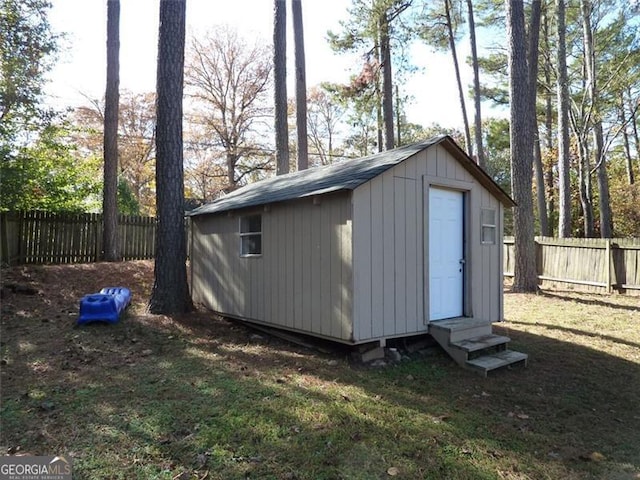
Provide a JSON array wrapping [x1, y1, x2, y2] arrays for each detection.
[[188, 135, 514, 217]]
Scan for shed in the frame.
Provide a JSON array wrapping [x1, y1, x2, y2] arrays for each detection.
[[188, 135, 527, 374]]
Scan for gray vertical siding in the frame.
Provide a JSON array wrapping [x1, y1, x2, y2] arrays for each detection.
[[478, 188, 503, 322], [192, 143, 505, 345], [352, 144, 504, 342], [191, 192, 354, 342]]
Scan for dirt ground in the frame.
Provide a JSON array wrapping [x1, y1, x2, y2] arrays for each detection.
[[1, 261, 156, 379], [0, 260, 316, 388]]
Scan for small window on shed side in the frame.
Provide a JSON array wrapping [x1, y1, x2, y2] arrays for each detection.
[[239, 214, 262, 256], [481, 208, 497, 245]]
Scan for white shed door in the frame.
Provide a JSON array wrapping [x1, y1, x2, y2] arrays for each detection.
[[428, 187, 464, 321]]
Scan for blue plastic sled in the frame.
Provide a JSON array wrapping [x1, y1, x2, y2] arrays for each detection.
[[77, 287, 132, 325]]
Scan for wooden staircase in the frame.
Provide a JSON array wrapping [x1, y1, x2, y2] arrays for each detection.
[[428, 318, 528, 376]]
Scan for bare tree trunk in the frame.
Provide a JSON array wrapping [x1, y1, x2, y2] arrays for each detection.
[[527, 0, 547, 236], [274, 0, 289, 174], [506, 0, 538, 292], [292, 0, 308, 170], [544, 166, 555, 235], [148, 0, 192, 314], [226, 152, 237, 189], [581, 0, 612, 237], [594, 123, 612, 236], [556, 0, 572, 237], [543, 6, 554, 235], [466, 0, 484, 167], [395, 84, 401, 146], [379, 11, 394, 151], [376, 102, 383, 152], [578, 139, 595, 237], [534, 135, 549, 235], [374, 40, 383, 153], [445, 0, 471, 155], [629, 87, 640, 175], [620, 92, 635, 184], [103, 0, 120, 261]]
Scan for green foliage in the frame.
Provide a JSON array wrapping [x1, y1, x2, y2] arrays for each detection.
[[0, 0, 58, 146], [117, 177, 141, 216], [321, 79, 379, 156], [328, 0, 414, 53], [483, 118, 511, 193], [327, 0, 415, 155], [397, 121, 430, 146], [0, 122, 102, 212], [0, 0, 101, 214], [474, 0, 640, 237], [416, 0, 466, 50], [475, 53, 508, 106], [474, 0, 504, 27], [398, 122, 465, 147]]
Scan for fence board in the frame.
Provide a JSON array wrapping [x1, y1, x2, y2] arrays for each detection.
[[0, 211, 157, 265], [504, 236, 640, 294]]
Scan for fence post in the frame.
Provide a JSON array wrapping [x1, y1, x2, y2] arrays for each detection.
[[18, 211, 25, 264], [605, 238, 612, 293], [94, 213, 101, 262], [0, 213, 7, 265]]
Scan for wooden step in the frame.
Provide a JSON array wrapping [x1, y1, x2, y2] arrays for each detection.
[[450, 334, 511, 352], [429, 318, 492, 342], [465, 350, 528, 376], [429, 317, 492, 331]]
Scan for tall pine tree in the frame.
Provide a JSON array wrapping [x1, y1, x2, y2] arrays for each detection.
[[292, 0, 308, 170], [148, 0, 192, 314], [103, 0, 120, 261], [274, 0, 289, 174], [506, 0, 539, 292]]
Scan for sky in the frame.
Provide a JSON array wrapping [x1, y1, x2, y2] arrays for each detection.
[[44, 0, 502, 130]]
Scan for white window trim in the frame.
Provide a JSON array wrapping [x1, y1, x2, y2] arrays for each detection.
[[239, 214, 262, 257], [481, 208, 497, 245]]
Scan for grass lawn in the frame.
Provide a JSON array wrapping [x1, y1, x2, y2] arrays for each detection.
[[1, 261, 639, 479]]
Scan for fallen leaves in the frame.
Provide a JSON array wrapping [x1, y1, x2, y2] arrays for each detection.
[[387, 466, 399, 476], [429, 414, 451, 424], [579, 451, 606, 462]]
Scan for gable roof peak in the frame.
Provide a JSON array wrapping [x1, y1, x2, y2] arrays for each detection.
[[188, 135, 513, 216]]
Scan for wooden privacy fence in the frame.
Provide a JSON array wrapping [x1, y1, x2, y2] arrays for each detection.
[[504, 236, 640, 293], [0, 210, 156, 265]]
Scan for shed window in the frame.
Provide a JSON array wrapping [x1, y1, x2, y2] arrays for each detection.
[[240, 214, 262, 256], [481, 208, 497, 244]]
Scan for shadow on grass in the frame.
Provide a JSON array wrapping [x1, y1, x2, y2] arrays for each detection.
[[507, 319, 640, 350], [2, 297, 639, 479], [536, 290, 640, 313]]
